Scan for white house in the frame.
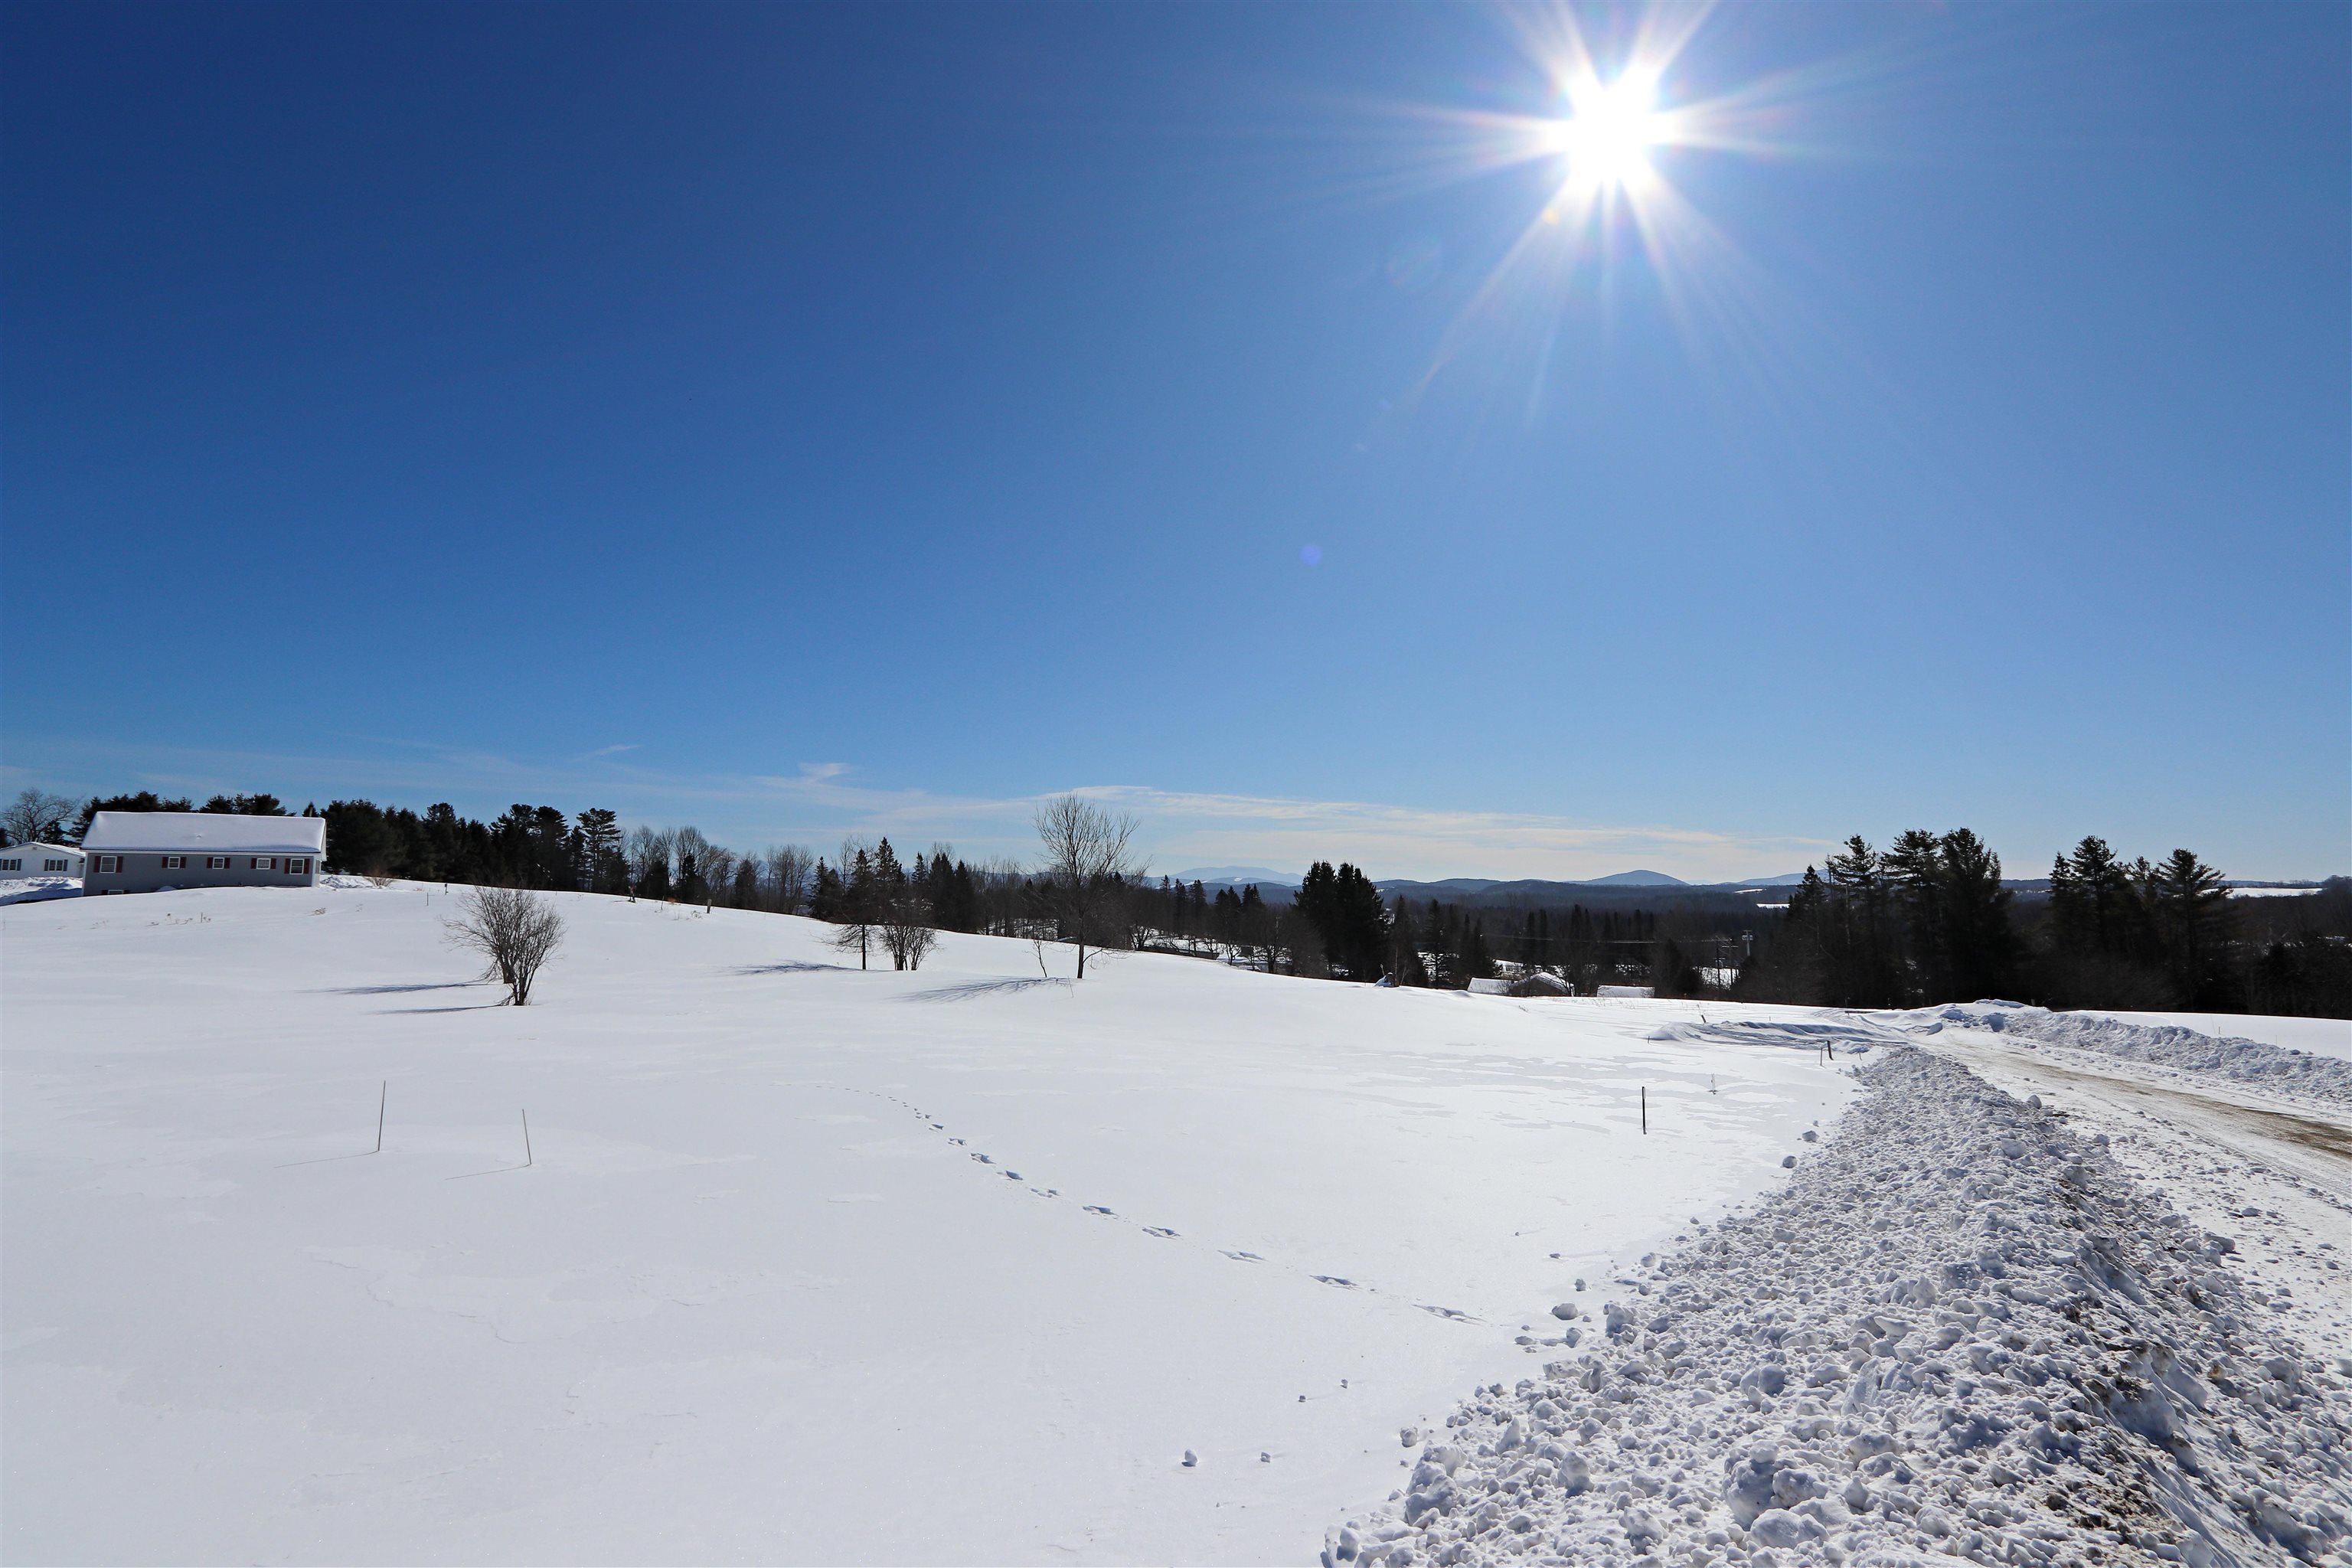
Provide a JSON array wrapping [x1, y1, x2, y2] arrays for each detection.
[[80, 812, 326, 895], [0, 841, 83, 880]]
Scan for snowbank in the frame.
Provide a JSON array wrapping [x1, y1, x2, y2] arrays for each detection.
[[2073, 1012, 2352, 1066], [0, 875, 79, 906], [1913, 1004, 2352, 1108], [1328, 1048, 2351, 1568]]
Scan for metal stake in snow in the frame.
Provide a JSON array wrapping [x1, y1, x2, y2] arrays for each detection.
[[446, 1108, 537, 1180], [1642, 1086, 1647, 1134], [272, 1080, 389, 1168]]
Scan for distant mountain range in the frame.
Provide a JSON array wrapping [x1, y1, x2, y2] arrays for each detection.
[[1165, 864, 1812, 903], [1155, 865, 2333, 906], [1168, 865, 1302, 887]]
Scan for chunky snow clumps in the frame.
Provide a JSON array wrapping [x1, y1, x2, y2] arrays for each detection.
[[1913, 1004, 2352, 1109], [1325, 1048, 2352, 1568]]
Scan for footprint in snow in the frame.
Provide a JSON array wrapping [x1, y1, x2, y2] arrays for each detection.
[[1144, 1226, 1180, 1239], [1312, 1275, 1358, 1289], [1221, 1250, 1265, 1263], [1083, 1205, 1115, 1217], [970, 1153, 993, 1164], [1417, 1304, 1471, 1321], [949, 1138, 965, 1145], [1002, 1171, 1022, 1181]]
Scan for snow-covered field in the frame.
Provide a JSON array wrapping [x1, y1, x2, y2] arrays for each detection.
[[2, 884, 1851, 1565]]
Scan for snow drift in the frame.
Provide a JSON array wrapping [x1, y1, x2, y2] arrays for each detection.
[[1325, 1047, 2350, 1568]]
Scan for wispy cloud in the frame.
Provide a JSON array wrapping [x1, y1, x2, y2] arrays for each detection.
[[0, 733, 1826, 882]]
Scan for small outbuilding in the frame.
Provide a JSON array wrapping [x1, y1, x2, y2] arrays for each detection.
[[80, 812, 325, 895], [0, 841, 83, 880]]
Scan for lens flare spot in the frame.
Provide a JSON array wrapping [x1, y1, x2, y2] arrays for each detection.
[[1384, 233, 1444, 292]]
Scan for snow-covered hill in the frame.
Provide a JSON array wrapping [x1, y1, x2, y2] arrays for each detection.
[[2, 884, 1851, 1564]]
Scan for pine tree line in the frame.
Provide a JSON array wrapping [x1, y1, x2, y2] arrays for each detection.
[[1735, 831, 2352, 1016]]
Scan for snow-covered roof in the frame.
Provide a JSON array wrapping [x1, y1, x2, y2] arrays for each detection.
[[5, 841, 82, 858], [81, 812, 326, 854]]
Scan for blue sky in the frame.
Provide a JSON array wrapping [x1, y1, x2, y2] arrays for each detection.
[[4, 2, 2345, 880]]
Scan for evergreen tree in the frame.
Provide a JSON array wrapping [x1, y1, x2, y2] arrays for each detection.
[[831, 849, 880, 969], [1819, 836, 1900, 1006], [73, 791, 196, 842], [576, 808, 624, 892], [808, 860, 843, 920], [201, 792, 288, 815], [1457, 916, 1494, 983], [1883, 828, 1947, 1001], [1388, 896, 1430, 986], [2146, 848, 2233, 1008], [1936, 828, 2020, 1001], [1423, 899, 1453, 988], [1292, 861, 1389, 980]]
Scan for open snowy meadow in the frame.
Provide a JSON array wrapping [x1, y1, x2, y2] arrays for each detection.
[[2, 884, 1852, 1564]]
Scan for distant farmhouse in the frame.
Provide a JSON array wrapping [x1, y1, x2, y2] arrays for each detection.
[[0, 842, 83, 880], [80, 812, 325, 895]]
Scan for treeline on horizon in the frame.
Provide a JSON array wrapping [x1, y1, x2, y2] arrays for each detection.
[[12, 789, 2348, 1018], [1729, 831, 2352, 1019]]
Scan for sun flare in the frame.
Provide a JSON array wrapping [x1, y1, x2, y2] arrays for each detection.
[[1551, 71, 1668, 193]]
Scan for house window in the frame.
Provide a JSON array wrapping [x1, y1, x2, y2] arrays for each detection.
[[162, 856, 186, 871], [286, 858, 310, 874], [207, 856, 229, 870], [96, 855, 121, 874], [250, 857, 276, 871], [0, 859, 18, 872], [44, 859, 67, 873]]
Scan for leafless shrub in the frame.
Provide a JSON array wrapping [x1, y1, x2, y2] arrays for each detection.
[[445, 886, 566, 1005], [880, 912, 937, 972]]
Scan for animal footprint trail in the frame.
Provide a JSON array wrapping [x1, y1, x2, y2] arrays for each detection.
[[788, 1079, 1481, 1332]]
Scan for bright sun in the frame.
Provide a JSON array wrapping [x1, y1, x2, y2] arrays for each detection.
[[1550, 72, 1667, 192]]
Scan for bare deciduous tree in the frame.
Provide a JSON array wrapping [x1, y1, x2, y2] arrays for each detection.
[[766, 844, 815, 914], [1033, 794, 1142, 980], [2, 789, 77, 848], [445, 886, 567, 1005], [698, 844, 735, 912], [625, 825, 673, 899]]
